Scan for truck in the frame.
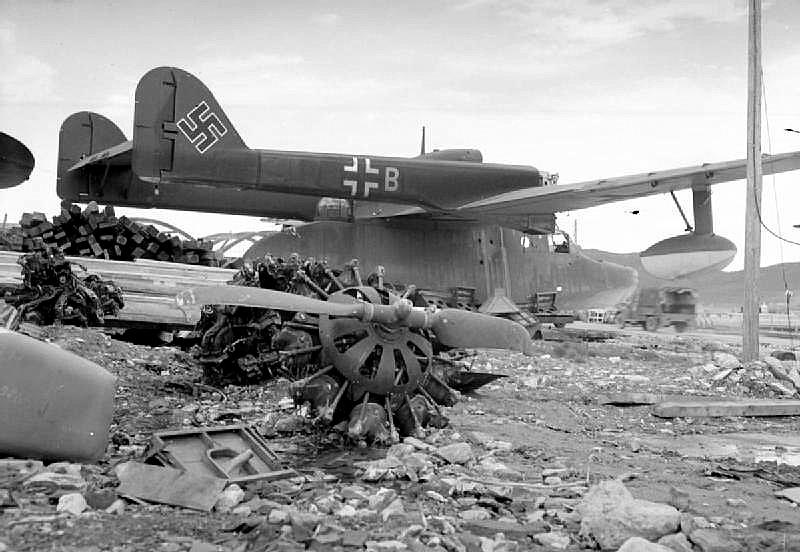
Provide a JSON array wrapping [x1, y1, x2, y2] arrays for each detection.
[[615, 287, 697, 333]]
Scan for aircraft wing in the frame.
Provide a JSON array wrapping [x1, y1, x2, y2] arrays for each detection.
[[455, 151, 800, 216], [353, 201, 426, 219]]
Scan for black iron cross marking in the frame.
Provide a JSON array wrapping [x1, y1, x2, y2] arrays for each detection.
[[342, 156, 400, 198], [177, 101, 228, 154]]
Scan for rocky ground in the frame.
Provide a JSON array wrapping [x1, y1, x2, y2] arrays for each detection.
[[2, 326, 800, 551]]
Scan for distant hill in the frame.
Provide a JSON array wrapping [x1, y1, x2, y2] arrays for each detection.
[[582, 248, 800, 311]]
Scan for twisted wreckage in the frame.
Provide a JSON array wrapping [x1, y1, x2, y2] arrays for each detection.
[[191, 254, 530, 443], [0, 244, 529, 456], [1, 247, 124, 328]]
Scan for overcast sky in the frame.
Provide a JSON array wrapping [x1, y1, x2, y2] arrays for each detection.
[[1, 0, 799, 270]]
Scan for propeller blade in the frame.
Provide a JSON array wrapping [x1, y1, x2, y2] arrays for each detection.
[[0, 132, 35, 189], [178, 285, 534, 355], [178, 285, 362, 317], [429, 309, 533, 355]]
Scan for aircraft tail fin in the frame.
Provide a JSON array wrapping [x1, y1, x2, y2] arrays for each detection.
[[57, 112, 129, 200], [132, 67, 247, 180]]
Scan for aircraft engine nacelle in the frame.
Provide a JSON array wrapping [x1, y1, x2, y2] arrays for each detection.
[[639, 233, 736, 280]]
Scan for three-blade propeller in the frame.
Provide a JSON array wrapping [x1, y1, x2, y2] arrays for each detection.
[[178, 285, 533, 355]]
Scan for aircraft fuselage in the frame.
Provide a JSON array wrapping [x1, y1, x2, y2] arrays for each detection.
[[155, 147, 542, 212], [247, 218, 637, 309]]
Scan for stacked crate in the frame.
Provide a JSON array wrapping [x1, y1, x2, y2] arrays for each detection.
[[18, 202, 220, 266]]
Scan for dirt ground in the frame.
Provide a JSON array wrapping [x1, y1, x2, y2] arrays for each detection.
[[2, 325, 800, 551]]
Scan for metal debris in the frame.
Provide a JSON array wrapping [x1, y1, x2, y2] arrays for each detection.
[[114, 461, 227, 512], [0, 328, 115, 461], [146, 425, 296, 484], [1, 248, 123, 327], [193, 255, 524, 442]]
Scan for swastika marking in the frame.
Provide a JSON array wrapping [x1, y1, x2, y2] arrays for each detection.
[[177, 101, 228, 154]]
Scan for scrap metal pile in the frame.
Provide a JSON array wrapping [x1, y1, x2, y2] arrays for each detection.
[[1, 247, 124, 328], [11, 202, 219, 265], [191, 255, 528, 443]]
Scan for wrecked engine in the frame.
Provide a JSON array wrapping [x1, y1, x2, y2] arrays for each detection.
[[194, 255, 471, 444], [1, 247, 124, 328]]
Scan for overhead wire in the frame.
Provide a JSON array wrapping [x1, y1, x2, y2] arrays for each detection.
[[760, 63, 795, 339], [749, 65, 800, 248]]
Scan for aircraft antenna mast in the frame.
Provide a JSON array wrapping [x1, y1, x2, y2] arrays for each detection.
[[743, 0, 762, 361]]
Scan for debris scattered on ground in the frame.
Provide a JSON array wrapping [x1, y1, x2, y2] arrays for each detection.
[[193, 254, 509, 444], [654, 399, 800, 418], [577, 479, 680, 549], [1, 324, 798, 551], [146, 425, 296, 483], [617, 536, 674, 551], [115, 462, 228, 511], [775, 487, 800, 505], [599, 392, 663, 406]]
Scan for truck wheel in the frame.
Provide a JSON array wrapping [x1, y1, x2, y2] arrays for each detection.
[[644, 316, 659, 332]]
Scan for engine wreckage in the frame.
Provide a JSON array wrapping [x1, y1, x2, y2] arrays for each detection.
[[0, 247, 529, 453], [188, 255, 530, 444], [1, 247, 124, 328]]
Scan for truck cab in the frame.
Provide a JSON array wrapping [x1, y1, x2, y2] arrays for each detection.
[[616, 287, 697, 332]]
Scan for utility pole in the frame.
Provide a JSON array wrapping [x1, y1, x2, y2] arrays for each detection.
[[743, 0, 762, 361]]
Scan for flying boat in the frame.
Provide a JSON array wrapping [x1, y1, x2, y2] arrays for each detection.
[[47, 67, 800, 307]]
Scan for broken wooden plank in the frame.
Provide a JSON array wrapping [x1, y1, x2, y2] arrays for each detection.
[[115, 462, 226, 511], [775, 487, 800, 505], [598, 392, 662, 406], [653, 399, 800, 418]]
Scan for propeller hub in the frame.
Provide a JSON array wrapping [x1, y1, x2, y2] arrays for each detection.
[[319, 287, 432, 397], [393, 298, 413, 321]]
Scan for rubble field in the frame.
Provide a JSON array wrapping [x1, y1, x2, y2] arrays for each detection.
[[3, 325, 800, 552]]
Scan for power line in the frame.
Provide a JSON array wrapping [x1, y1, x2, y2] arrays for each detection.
[[762, 56, 794, 337]]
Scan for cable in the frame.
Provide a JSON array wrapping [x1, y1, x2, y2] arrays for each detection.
[[762, 79, 792, 269], [750, 183, 800, 247], [746, 38, 800, 247], [762, 66, 795, 338]]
